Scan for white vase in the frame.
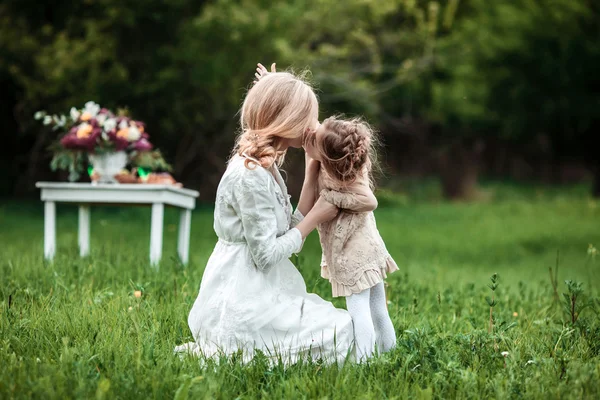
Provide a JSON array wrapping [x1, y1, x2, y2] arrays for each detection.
[[88, 151, 128, 184]]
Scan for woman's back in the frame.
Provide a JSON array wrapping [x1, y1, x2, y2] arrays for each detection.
[[212, 156, 300, 268], [214, 156, 290, 243]]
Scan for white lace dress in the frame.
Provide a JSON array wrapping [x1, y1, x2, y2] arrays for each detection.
[[174, 155, 354, 364]]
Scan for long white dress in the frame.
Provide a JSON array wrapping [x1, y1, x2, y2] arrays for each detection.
[[175, 155, 355, 364]]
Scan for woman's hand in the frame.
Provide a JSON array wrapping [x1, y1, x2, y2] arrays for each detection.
[[253, 62, 277, 84]]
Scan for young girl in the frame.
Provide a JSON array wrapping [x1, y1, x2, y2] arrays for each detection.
[[304, 116, 398, 361]]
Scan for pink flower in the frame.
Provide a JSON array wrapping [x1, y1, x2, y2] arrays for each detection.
[[135, 121, 146, 133], [134, 138, 153, 151], [107, 130, 130, 151], [60, 126, 101, 151]]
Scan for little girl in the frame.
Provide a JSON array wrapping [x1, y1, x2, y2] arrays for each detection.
[[303, 116, 398, 361]]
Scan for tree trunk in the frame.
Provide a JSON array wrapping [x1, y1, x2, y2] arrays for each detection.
[[438, 140, 483, 200]]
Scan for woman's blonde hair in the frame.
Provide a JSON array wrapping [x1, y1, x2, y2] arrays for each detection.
[[235, 72, 318, 169]]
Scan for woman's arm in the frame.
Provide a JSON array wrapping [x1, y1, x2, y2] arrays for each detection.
[[234, 168, 303, 272], [234, 167, 337, 272], [294, 196, 338, 239]]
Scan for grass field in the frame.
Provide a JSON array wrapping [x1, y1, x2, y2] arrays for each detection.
[[1, 182, 599, 399]]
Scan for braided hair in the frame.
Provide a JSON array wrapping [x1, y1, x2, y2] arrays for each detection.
[[316, 116, 380, 187]]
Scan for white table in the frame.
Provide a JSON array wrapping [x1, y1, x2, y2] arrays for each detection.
[[36, 182, 199, 267]]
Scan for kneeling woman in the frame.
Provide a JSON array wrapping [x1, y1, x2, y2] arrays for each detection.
[[175, 71, 354, 364]]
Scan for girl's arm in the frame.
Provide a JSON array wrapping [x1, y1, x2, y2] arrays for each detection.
[[296, 155, 320, 218], [254, 62, 276, 84], [320, 180, 378, 213]]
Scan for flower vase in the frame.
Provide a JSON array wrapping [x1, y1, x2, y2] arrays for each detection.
[[88, 151, 128, 184]]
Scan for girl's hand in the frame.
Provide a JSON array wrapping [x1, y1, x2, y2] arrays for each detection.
[[253, 62, 277, 84], [311, 196, 339, 223]]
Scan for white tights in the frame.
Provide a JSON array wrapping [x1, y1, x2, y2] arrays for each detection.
[[345, 282, 396, 361]]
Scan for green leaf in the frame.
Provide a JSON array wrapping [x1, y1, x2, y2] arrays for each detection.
[[174, 375, 203, 400], [95, 378, 111, 400], [173, 377, 192, 400]]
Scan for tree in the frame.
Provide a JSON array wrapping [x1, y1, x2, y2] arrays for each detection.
[[0, 0, 206, 194], [133, 0, 453, 196], [432, 0, 600, 196]]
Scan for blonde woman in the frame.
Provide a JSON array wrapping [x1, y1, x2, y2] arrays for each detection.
[[175, 70, 354, 364]]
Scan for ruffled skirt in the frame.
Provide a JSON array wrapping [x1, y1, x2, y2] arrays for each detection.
[[321, 255, 398, 298]]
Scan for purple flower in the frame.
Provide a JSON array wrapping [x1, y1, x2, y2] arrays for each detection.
[[107, 130, 130, 151], [60, 126, 101, 151], [134, 138, 153, 151]]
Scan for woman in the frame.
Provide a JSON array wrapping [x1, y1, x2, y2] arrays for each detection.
[[175, 70, 355, 364]]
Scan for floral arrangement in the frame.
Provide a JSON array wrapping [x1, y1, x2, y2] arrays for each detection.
[[36, 102, 171, 182]]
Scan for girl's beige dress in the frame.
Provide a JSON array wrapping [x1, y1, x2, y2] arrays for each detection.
[[317, 171, 398, 297]]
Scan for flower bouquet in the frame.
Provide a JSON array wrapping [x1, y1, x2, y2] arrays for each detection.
[[36, 102, 172, 183]]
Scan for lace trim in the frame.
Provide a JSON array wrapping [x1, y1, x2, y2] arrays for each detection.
[[322, 257, 398, 297], [321, 255, 398, 297]]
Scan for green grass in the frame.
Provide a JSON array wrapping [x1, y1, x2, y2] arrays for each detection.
[[1, 182, 600, 399]]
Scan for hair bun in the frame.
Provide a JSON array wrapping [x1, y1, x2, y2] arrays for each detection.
[[236, 71, 318, 170]]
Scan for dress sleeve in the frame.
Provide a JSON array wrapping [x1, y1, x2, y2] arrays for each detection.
[[233, 168, 303, 272], [290, 208, 305, 253], [291, 208, 304, 227], [320, 182, 378, 213]]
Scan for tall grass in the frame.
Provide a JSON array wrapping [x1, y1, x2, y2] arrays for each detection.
[[1, 183, 599, 399]]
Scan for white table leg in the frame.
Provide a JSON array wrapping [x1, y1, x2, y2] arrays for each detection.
[[78, 205, 90, 257], [178, 208, 192, 265], [150, 203, 164, 267], [44, 201, 56, 261]]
